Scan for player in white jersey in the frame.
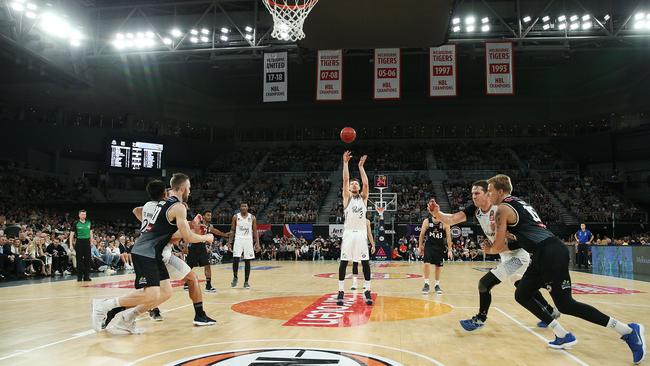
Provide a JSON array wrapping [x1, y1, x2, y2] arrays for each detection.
[[430, 180, 559, 331], [228, 202, 260, 289], [350, 219, 376, 291], [101, 190, 217, 329], [337, 151, 373, 306]]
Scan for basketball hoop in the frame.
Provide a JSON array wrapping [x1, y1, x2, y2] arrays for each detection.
[[262, 0, 319, 41], [376, 206, 386, 216]]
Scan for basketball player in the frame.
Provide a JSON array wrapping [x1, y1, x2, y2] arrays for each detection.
[[351, 219, 376, 291], [123, 194, 217, 326], [485, 174, 644, 363], [228, 202, 260, 289], [185, 210, 230, 293], [418, 198, 452, 294], [91, 174, 214, 335], [429, 180, 558, 331], [338, 151, 373, 306]]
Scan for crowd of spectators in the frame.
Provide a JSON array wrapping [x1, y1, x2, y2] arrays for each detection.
[[212, 177, 281, 224], [264, 146, 340, 172], [434, 142, 518, 170], [263, 175, 331, 223], [545, 174, 647, 223]]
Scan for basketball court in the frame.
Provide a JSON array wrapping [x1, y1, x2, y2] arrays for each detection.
[[0, 261, 648, 365]]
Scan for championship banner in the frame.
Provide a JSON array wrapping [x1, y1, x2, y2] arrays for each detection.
[[316, 49, 343, 101], [257, 224, 272, 237], [373, 48, 400, 100], [375, 218, 390, 261], [485, 42, 514, 95], [263, 52, 288, 102], [328, 224, 344, 238], [283, 224, 314, 241], [429, 45, 457, 97]]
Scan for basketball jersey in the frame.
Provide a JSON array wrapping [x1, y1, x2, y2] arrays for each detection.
[[235, 213, 253, 240], [132, 197, 180, 259], [501, 195, 554, 253], [463, 203, 522, 251], [424, 215, 446, 249], [344, 195, 367, 231], [190, 222, 212, 249]]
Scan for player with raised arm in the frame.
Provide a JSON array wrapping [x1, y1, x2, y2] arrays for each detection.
[[337, 151, 373, 306]]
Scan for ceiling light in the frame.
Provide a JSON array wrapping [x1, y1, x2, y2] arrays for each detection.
[[452, 17, 460, 25], [481, 24, 490, 32], [523, 16, 531, 23], [542, 16, 550, 22], [170, 28, 182, 38], [245, 26, 253, 32], [465, 16, 475, 25]]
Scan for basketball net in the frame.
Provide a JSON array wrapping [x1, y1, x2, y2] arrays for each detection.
[[376, 206, 385, 219], [262, 0, 319, 41]]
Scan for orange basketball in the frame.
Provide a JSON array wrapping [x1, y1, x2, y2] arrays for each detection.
[[340, 127, 356, 143]]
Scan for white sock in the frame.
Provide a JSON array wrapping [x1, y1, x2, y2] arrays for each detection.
[[424, 279, 430, 285], [607, 317, 633, 336], [364, 281, 371, 291], [123, 308, 139, 323], [107, 298, 120, 309], [435, 280, 440, 286], [549, 320, 568, 338], [338, 281, 345, 292]]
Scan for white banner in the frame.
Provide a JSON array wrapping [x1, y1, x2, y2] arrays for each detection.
[[373, 48, 400, 100], [329, 224, 344, 238], [485, 42, 514, 95], [429, 45, 457, 97], [316, 49, 343, 101], [263, 52, 288, 102]]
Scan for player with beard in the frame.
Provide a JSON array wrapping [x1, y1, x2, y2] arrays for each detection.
[[91, 174, 213, 335], [337, 151, 373, 306]]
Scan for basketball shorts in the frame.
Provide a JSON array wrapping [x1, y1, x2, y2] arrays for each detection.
[[162, 244, 192, 279], [340, 230, 370, 262], [491, 248, 531, 283], [233, 238, 255, 260], [423, 244, 446, 266], [521, 237, 572, 291], [186, 244, 210, 268], [132, 253, 170, 289]]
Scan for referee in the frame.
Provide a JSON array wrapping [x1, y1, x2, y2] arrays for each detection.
[[70, 209, 93, 282], [574, 223, 593, 268]]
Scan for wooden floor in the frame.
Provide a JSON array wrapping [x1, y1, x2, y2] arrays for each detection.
[[0, 260, 648, 365]]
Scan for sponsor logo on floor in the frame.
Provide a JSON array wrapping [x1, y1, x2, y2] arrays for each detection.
[[168, 348, 403, 365], [314, 272, 422, 280], [231, 293, 452, 328]]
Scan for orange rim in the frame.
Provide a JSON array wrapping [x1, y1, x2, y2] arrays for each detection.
[[264, 0, 318, 10]]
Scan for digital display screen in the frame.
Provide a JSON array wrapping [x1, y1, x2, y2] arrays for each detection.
[[109, 139, 163, 172]]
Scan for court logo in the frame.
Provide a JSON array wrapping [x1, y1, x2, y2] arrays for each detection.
[[232, 294, 452, 328], [168, 348, 403, 365], [571, 283, 644, 295], [315, 272, 422, 280]]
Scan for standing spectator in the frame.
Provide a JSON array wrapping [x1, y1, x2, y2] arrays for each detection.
[[70, 210, 93, 282], [574, 223, 593, 268]]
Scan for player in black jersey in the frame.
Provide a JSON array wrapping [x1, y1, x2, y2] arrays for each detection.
[[185, 210, 229, 293], [91, 174, 214, 335], [486, 174, 645, 364], [418, 198, 452, 294]]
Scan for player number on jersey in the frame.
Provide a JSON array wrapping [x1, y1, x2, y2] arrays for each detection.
[[523, 204, 542, 223], [140, 205, 163, 232]]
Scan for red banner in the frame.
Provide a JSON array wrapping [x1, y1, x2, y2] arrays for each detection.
[[257, 224, 271, 237], [316, 50, 343, 101], [485, 42, 514, 95], [373, 48, 400, 100], [429, 45, 457, 97]]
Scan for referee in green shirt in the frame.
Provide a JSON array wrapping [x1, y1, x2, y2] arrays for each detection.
[[70, 210, 93, 282]]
